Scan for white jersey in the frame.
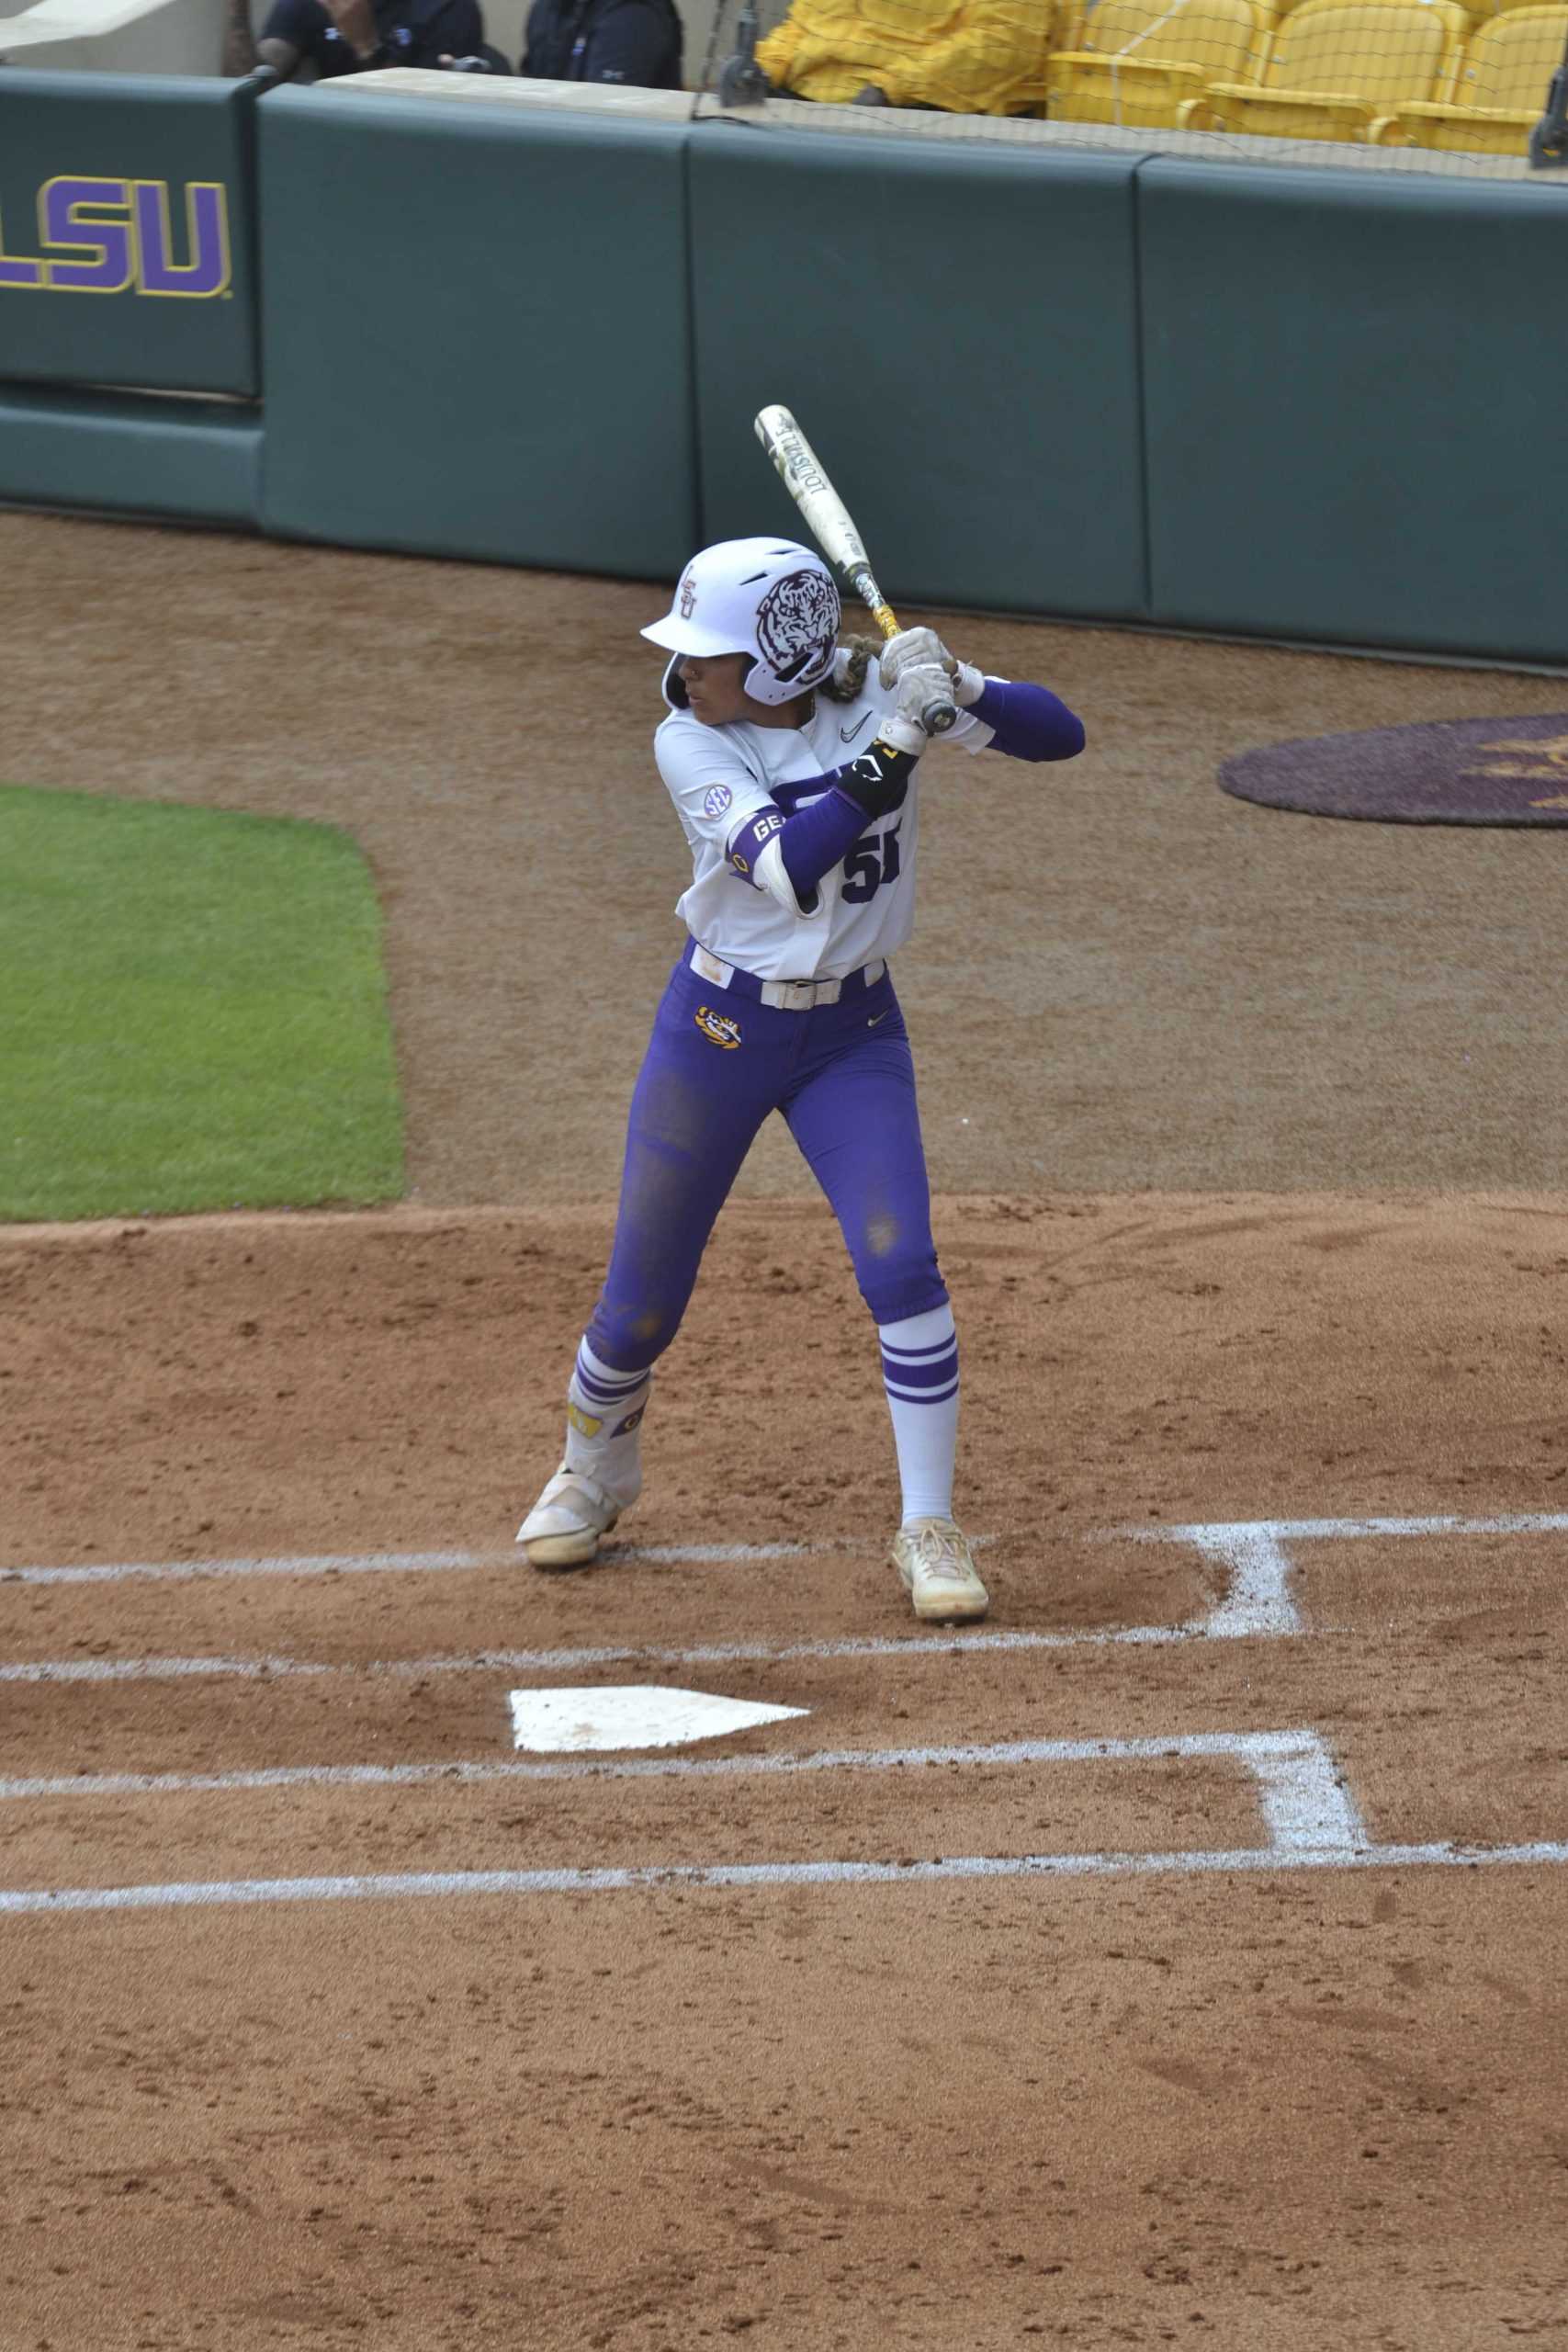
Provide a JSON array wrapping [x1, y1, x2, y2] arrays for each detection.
[[655, 670, 994, 982]]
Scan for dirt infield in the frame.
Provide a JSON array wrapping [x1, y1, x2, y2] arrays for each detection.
[[3, 511, 1567, 2349], [4, 511, 1567, 1201]]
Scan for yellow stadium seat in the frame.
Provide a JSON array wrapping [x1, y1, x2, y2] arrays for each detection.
[[1256, 0, 1450, 20], [1047, 0, 1267, 127], [1181, 0, 1470, 137], [1256, 0, 1472, 24], [753, 0, 1055, 113], [1368, 0, 1567, 141]]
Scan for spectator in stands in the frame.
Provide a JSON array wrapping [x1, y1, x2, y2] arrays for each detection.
[[223, 0, 502, 77], [754, 0, 1050, 113], [519, 0, 683, 86]]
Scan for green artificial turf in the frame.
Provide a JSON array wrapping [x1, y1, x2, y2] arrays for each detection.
[[0, 785, 404, 1221]]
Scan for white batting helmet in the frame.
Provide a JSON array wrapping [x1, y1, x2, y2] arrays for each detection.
[[642, 537, 841, 709]]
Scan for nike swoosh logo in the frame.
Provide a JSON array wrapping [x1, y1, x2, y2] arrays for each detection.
[[867, 1010, 891, 1028], [840, 712, 874, 743]]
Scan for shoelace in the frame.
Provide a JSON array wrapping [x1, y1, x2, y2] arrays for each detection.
[[907, 1524, 975, 1581]]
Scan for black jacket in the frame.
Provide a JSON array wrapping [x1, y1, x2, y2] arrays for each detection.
[[521, 0, 682, 85]]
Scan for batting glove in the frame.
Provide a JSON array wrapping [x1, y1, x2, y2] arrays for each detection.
[[874, 660, 950, 754], [879, 625, 984, 709], [878, 626, 953, 687]]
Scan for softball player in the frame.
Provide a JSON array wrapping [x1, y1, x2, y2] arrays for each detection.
[[518, 537, 1085, 1621]]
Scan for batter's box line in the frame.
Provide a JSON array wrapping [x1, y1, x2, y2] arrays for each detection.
[[12, 1512, 1567, 1598], [4, 1732, 1564, 1920], [0, 1541, 848, 1589], [0, 1727, 1369, 1916], [0, 1623, 1208, 1689], [7, 1841, 1568, 1919], [0, 1728, 1364, 1849], [1110, 1510, 1568, 1641], [6, 1510, 1566, 1689]]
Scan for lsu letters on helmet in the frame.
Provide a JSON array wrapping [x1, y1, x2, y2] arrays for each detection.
[[642, 537, 842, 710]]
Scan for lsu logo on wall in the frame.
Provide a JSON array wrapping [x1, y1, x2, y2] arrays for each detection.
[[694, 1005, 742, 1050], [0, 178, 231, 299]]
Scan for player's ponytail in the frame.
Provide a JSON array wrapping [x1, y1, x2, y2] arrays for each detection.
[[818, 636, 879, 706]]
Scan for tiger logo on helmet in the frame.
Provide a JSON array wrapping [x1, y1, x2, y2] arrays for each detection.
[[755, 567, 840, 688]]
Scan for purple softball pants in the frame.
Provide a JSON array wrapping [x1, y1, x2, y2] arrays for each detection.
[[584, 951, 949, 1375]]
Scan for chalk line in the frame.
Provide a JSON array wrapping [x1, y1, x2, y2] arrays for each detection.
[[21, 1506, 1560, 1595], [1125, 1511, 1568, 1545], [5, 1839, 1565, 1917], [0, 1621, 1193, 1688], [7, 1509, 1563, 1688], [0, 1542, 816, 1589], [1113, 1509, 1568, 1644], [0, 1726, 1354, 1812]]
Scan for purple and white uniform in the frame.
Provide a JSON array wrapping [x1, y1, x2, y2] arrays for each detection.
[[581, 655, 1084, 1386], [660, 662, 992, 980], [522, 533, 1086, 1590]]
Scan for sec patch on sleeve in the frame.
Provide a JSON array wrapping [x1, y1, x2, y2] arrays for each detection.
[[703, 785, 734, 818]]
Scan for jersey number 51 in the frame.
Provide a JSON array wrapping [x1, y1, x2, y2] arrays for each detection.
[[842, 825, 901, 905]]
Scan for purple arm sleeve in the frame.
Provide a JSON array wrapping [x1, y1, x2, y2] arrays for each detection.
[[727, 789, 866, 911], [777, 787, 871, 901], [971, 679, 1086, 763], [728, 744, 915, 911]]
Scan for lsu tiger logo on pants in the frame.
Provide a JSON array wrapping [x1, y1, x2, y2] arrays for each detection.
[[694, 1005, 742, 1050]]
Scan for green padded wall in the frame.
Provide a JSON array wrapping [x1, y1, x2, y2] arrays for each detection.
[[1140, 162, 1568, 664], [0, 388, 261, 523], [0, 74, 259, 398], [689, 127, 1150, 621], [257, 89, 695, 576]]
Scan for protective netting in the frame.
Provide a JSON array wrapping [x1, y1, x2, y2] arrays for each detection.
[[700, 0, 1568, 173]]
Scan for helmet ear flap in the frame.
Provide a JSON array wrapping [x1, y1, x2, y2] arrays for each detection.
[[661, 654, 690, 710], [739, 648, 828, 703]]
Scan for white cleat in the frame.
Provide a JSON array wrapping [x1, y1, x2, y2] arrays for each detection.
[[890, 1517, 990, 1624], [516, 1463, 624, 1571]]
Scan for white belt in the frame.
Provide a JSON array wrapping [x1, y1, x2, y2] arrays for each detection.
[[689, 940, 886, 1012]]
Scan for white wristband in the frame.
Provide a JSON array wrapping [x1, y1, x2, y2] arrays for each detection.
[[877, 714, 928, 756]]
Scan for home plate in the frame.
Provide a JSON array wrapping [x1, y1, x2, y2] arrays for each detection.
[[509, 1685, 809, 1754]]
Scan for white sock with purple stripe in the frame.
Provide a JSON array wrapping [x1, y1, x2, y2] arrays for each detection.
[[564, 1337, 650, 1505], [878, 1305, 960, 1526]]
